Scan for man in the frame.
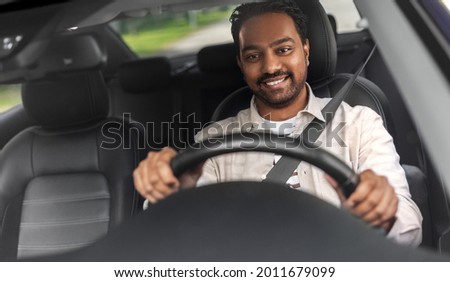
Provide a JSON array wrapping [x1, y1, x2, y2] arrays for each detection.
[[133, 1, 422, 246]]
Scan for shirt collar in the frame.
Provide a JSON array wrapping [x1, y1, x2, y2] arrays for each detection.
[[303, 83, 326, 122], [249, 83, 326, 124]]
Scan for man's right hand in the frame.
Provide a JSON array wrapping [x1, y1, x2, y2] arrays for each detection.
[[133, 147, 203, 204]]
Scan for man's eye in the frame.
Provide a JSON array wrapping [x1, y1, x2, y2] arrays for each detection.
[[278, 47, 292, 53], [246, 54, 259, 61]]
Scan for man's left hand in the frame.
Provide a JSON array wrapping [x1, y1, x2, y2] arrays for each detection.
[[326, 169, 398, 232]]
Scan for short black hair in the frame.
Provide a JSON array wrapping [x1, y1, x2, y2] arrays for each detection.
[[229, 0, 308, 55]]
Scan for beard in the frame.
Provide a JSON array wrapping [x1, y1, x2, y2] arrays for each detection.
[[251, 70, 307, 109]]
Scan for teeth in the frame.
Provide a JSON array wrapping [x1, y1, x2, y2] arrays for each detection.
[[266, 78, 285, 86]]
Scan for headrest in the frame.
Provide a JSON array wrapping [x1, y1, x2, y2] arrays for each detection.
[[119, 57, 171, 94], [0, 34, 106, 83], [197, 43, 240, 74], [22, 71, 109, 128], [296, 0, 337, 83], [327, 14, 338, 39], [196, 0, 337, 83]]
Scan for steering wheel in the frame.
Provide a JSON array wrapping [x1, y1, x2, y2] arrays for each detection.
[[171, 132, 359, 198], [44, 132, 444, 262]]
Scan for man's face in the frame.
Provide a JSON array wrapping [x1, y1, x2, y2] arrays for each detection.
[[237, 12, 310, 109]]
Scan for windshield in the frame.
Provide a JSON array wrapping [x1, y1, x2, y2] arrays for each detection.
[[110, 5, 234, 58], [110, 0, 361, 58]]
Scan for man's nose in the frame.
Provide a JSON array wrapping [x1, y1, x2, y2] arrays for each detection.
[[261, 52, 281, 74]]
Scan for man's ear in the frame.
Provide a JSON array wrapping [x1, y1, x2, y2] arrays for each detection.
[[303, 39, 310, 66]]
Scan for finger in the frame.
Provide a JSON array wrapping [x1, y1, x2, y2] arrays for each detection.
[[351, 184, 383, 218], [140, 151, 158, 194], [382, 195, 398, 224], [133, 166, 159, 204], [157, 147, 180, 189], [362, 188, 390, 224], [324, 173, 347, 205], [149, 148, 179, 196], [140, 154, 169, 201], [157, 160, 180, 190], [147, 162, 176, 198], [367, 189, 398, 227], [134, 159, 156, 198], [149, 172, 175, 197], [136, 149, 178, 202], [146, 164, 170, 200], [324, 173, 338, 188], [145, 193, 158, 204], [346, 170, 377, 207]]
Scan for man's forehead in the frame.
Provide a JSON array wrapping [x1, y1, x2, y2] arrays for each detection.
[[238, 12, 301, 49]]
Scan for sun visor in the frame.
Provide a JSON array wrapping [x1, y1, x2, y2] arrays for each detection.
[[0, 33, 106, 83]]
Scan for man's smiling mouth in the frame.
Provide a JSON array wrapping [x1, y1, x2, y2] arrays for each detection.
[[265, 77, 286, 86], [261, 75, 290, 89]]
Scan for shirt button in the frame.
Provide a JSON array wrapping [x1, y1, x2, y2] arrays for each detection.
[[261, 175, 266, 180]]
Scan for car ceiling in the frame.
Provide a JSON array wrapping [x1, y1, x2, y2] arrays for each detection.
[[0, 0, 251, 69], [0, 0, 251, 34]]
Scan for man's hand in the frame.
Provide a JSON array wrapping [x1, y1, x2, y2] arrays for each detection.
[[326, 169, 398, 232], [133, 147, 203, 204]]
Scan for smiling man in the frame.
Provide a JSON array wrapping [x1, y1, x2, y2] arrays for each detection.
[[133, 0, 423, 246], [236, 10, 309, 120]]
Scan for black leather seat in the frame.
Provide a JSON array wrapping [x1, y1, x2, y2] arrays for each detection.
[[0, 71, 142, 260]]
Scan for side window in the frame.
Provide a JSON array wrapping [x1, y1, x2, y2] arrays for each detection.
[[320, 0, 362, 33], [0, 84, 21, 113]]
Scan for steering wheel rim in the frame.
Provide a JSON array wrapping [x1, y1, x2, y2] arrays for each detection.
[[48, 135, 447, 262], [171, 132, 359, 197]]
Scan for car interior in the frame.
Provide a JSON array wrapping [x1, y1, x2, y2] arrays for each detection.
[[0, 0, 449, 261]]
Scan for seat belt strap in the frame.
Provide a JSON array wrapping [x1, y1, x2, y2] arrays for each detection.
[[263, 45, 377, 184]]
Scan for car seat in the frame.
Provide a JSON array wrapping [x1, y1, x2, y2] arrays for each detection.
[[0, 36, 143, 260]]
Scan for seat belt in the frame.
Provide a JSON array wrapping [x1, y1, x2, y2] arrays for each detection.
[[263, 45, 377, 188]]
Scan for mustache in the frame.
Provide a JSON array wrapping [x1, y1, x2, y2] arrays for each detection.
[[257, 70, 292, 85]]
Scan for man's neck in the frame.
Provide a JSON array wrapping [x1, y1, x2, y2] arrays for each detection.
[[255, 87, 309, 121]]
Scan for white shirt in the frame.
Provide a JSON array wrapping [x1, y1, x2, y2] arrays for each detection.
[[195, 84, 423, 246]]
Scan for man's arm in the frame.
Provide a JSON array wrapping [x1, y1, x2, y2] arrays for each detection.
[[348, 107, 422, 245]]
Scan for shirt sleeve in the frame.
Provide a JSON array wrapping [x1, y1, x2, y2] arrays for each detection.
[[357, 107, 423, 246]]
